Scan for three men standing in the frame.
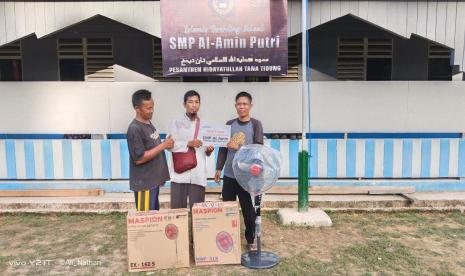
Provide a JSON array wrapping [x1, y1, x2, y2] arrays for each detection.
[[127, 89, 263, 249]]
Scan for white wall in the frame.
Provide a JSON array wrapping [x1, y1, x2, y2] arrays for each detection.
[[0, 82, 303, 133], [0, 81, 464, 134], [311, 81, 465, 132]]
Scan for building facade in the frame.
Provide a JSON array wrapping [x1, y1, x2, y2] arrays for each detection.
[[0, 0, 464, 191]]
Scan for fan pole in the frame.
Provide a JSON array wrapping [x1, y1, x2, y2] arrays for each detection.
[[241, 193, 280, 269]]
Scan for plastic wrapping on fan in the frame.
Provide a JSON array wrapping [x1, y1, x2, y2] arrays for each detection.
[[232, 144, 281, 195]]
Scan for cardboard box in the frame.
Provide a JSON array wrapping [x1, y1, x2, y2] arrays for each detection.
[[127, 209, 189, 272], [192, 201, 241, 265]]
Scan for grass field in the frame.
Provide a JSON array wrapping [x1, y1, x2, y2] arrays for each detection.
[[1, 210, 464, 275]]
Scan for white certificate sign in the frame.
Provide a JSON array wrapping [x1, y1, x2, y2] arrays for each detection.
[[199, 124, 231, 147]]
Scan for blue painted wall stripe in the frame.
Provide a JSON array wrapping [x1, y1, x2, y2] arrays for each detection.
[[270, 140, 281, 152], [402, 140, 413, 178], [439, 139, 450, 177], [107, 134, 167, 139], [120, 140, 129, 178], [421, 140, 432, 178], [2, 133, 460, 140], [62, 140, 73, 179], [346, 140, 356, 178], [309, 140, 318, 177], [289, 140, 299, 177], [459, 140, 465, 177], [101, 140, 112, 179], [0, 134, 64, 139], [327, 139, 337, 177], [364, 140, 375, 178], [213, 147, 224, 178], [383, 140, 394, 177], [305, 133, 345, 139], [5, 140, 17, 179], [24, 140, 36, 179], [348, 133, 462, 139], [3, 180, 465, 193], [1, 138, 464, 180], [213, 146, 219, 167], [82, 140, 93, 179], [43, 140, 54, 179]]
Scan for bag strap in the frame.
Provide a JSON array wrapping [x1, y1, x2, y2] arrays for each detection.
[[194, 118, 200, 139]]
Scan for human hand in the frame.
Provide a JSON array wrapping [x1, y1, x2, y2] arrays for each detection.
[[214, 170, 222, 183], [227, 140, 240, 150], [205, 145, 214, 155], [163, 137, 174, 149], [188, 139, 203, 148]]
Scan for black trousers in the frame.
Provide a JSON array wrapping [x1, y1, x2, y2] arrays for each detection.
[[222, 176, 256, 244]]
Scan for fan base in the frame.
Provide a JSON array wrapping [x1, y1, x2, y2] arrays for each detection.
[[241, 251, 280, 269]]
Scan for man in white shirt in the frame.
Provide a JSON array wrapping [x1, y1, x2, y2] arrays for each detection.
[[168, 90, 214, 209]]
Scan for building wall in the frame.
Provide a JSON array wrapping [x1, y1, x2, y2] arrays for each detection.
[[0, 1, 162, 44], [113, 36, 154, 81], [18, 16, 156, 81], [1, 138, 464, 181], [21, 36, 59, 81], [310, 81, 465, 133], [300, 0, 465, 70], [0, 82, 303, 134], [392, 36, 429, 80], [0, 81, 464, 134], [14, 13, 441, 82], [2, 0, 465, 71], [309, 16, 432, 81]]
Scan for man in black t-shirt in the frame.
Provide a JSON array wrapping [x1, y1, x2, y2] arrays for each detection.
[[127, 89, 174, 211]]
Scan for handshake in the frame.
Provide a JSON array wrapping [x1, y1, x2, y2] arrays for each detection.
[[162, 137, 175, 149]]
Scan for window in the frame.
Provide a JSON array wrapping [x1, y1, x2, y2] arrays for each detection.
[[337, 38, 392, 80], [58, 38, 84, 81], [58, 38, 114, 81], [86, 38, 114, 81], [153, 37, 181, 82], [366, 58, 391, 81], [0, 41, 22, 81], [428, 42, 452, 80], [271, 35, 300, 81], [59, 59, 84, 81]]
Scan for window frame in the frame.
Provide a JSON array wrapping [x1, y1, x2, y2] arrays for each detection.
[[0, 41, 23, 81], [57, 37, 114, 82], [337, 37, 393, 81]]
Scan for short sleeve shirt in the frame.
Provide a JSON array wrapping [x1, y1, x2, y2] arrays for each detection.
[[127, 119, 170, 191]]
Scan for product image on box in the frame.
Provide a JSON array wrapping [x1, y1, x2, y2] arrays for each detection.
[[127, 209, 189, 272], [192, 201, 241, 265]]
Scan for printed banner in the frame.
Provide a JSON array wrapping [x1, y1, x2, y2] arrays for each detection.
[[199, 124, 231, 147], [161, 0, 288, 76]]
